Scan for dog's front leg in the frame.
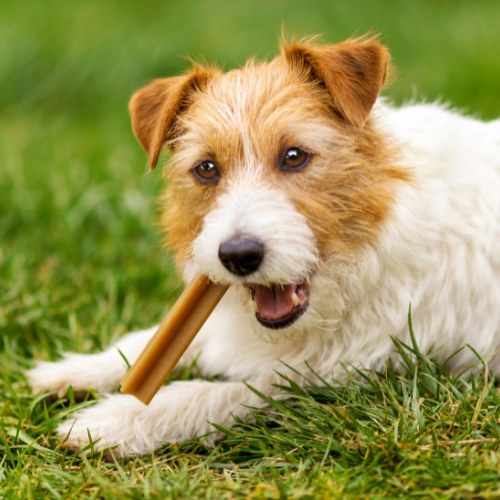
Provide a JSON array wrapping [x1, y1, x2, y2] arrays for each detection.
[[26, 326, 161, 397], [57, 376, 276, 458], [27, 318, 222, 398], [27, 295, 244, 398]]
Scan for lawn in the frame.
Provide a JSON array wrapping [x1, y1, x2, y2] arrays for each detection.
[[1, 0, 500, 498]]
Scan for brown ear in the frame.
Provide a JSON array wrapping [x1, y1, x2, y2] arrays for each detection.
[[282, 36, 389, 128], [129, 65, 219, 170]]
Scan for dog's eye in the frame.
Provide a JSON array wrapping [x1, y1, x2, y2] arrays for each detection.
[[281, 147, 311, 171], [193, 161, 220, 182]]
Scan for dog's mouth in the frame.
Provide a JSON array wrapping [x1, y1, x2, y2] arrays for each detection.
[[246, 281, 310, 329]]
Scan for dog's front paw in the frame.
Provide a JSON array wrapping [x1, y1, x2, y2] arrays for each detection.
[[27, 352, 126, 398], [57, 392, 176, 458], [57, 396, 145, 458], [56, 381, 238, 458]]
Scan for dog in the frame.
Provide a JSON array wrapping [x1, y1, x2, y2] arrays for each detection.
[[27, 34, 500, 458]]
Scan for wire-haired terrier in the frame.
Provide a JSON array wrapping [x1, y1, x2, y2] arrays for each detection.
[[28, 34, 500, 458]]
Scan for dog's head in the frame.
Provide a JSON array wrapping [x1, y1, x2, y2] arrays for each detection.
[[129, 35, 407, 338]]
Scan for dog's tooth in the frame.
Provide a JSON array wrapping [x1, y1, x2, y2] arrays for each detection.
[[291, 293, 298, 306], [250, 300, 259, 312]]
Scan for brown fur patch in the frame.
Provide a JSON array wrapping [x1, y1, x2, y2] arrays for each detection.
[[130, 36, 411, 269], [129, 64, 221, 170], [281, 117, 409, 256], [281, 35, 390, 128]]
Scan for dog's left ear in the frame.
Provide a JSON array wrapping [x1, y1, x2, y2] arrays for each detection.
[[282, 36, 389, 128], [129, 65, 219, 170]]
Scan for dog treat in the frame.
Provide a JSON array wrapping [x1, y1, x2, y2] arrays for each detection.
[[120, 275, 229, 405]]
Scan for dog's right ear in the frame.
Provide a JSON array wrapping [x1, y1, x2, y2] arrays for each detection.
[[129, 66, 219, 170]]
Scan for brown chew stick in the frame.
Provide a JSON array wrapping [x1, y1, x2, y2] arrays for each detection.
[[120, 275, 229, 405]]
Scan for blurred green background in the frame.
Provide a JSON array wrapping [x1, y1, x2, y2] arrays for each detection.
[[1, 0, 500, 360]]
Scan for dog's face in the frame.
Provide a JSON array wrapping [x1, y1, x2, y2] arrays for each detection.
[[130, 36, 408, 338]]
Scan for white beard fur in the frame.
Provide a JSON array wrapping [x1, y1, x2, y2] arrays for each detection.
[[27, 101, 500, 457]]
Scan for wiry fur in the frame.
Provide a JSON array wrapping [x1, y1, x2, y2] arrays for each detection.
[[27, 35, 500, 458]]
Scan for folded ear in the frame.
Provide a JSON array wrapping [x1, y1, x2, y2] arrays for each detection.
[[282, 36, 390, 128], [129, 65, 219, 170]]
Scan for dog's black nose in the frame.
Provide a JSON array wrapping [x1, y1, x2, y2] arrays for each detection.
[[218, 235, 264, 276]]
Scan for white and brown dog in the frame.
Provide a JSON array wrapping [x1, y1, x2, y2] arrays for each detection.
[[28, 35, 500, 458]]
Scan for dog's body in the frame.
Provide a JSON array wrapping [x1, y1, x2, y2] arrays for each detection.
[[28, 36, 500, 458]]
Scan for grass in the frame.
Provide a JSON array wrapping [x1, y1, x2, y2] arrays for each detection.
[[1, 0, 500, 498], [3, 318, 500, 499]]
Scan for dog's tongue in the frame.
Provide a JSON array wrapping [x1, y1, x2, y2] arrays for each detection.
[[253, 284, 296, 320]]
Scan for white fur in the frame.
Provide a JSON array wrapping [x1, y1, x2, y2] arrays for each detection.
[[28, 327, 158, 397], [57, 377, 276, 456], [27, 101, 500, 457], [193, 174, 318, 286]]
